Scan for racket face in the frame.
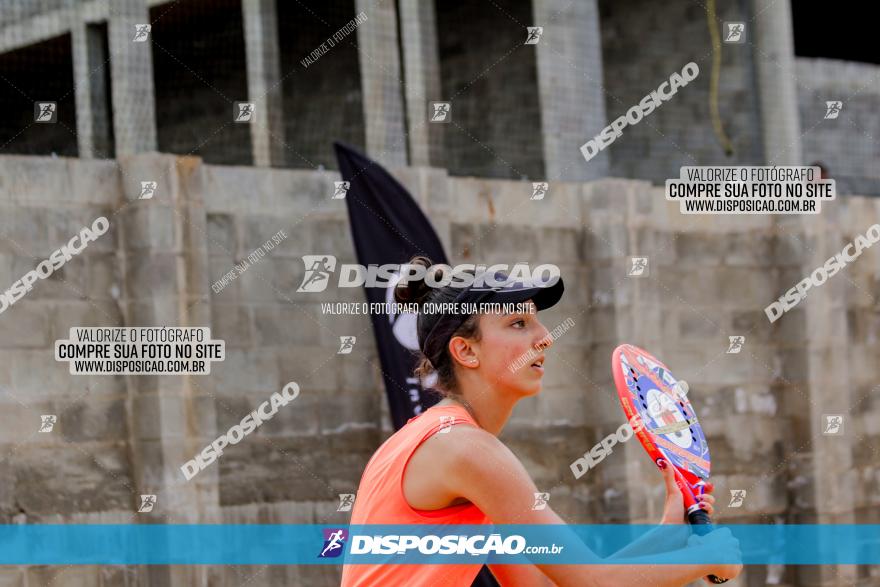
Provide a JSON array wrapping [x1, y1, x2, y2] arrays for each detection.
[[612, 344, 711, 481]]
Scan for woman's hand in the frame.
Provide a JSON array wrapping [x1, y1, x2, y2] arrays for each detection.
[[658, 459, 716, 524]]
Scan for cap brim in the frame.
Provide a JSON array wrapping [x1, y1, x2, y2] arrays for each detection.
[[488, 276, 564, 312]]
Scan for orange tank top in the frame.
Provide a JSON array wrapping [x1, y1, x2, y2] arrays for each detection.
[[340, 404, 491, 587]]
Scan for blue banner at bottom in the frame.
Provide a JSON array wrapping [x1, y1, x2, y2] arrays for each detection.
[[0, 524, 878, 565]]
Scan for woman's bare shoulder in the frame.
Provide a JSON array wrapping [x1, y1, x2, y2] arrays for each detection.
[[423, 422, 510, 462], [404, 423, 508, 509], [408, 423, 545, 522]]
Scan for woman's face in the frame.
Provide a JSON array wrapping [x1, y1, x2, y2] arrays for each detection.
[[469, 300, 553, 397]]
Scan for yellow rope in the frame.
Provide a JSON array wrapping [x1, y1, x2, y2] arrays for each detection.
[[706, 0, 735, 156]]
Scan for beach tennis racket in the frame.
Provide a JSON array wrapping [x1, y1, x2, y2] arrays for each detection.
[[611, 344, 727, 584]]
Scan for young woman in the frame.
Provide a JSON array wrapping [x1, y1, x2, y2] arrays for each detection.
[[340, 257, 742, 586]]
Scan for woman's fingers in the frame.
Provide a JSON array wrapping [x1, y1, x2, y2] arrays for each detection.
[[658, 459, 687, 524], [698, 493, 715, 515], [655, 460, 720, 518], [658, 459, 680, 498]]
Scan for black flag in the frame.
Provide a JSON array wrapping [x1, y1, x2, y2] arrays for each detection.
[[334, 142, 501, 587], [333, 142, 446, 429]]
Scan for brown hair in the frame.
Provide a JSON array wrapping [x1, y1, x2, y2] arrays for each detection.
[[393, 256, 481, 395]]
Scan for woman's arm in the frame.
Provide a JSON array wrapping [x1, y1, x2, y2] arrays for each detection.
[[436, 426, 741, 587]]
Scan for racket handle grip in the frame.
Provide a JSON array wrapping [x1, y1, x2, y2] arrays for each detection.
[[687, 508, 729, 584], [687, 507, 713, 534]]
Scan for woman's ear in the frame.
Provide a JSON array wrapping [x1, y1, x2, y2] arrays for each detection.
[[448, 336, 479, 368]]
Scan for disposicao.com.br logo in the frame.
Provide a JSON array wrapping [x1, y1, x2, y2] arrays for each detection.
[[348, 534, 534, 556], [296, 256, 560, 292], [326, 529, 563, 559]]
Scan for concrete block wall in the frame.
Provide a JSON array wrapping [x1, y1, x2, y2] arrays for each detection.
[[597, 0, 764, 181], [149, 0, 253, 166], [0, 0, 68, 25], [277, 0, 367, 170], [0, 153, 878, 586], [0, 156, 135, 586], [532, 0, 609, 181], [435, 0, 544, 180], [829, 197, 880, 529], [202, 164, 382, 511], [796, 58, 880, 197], [4, 0, 880, 203]]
